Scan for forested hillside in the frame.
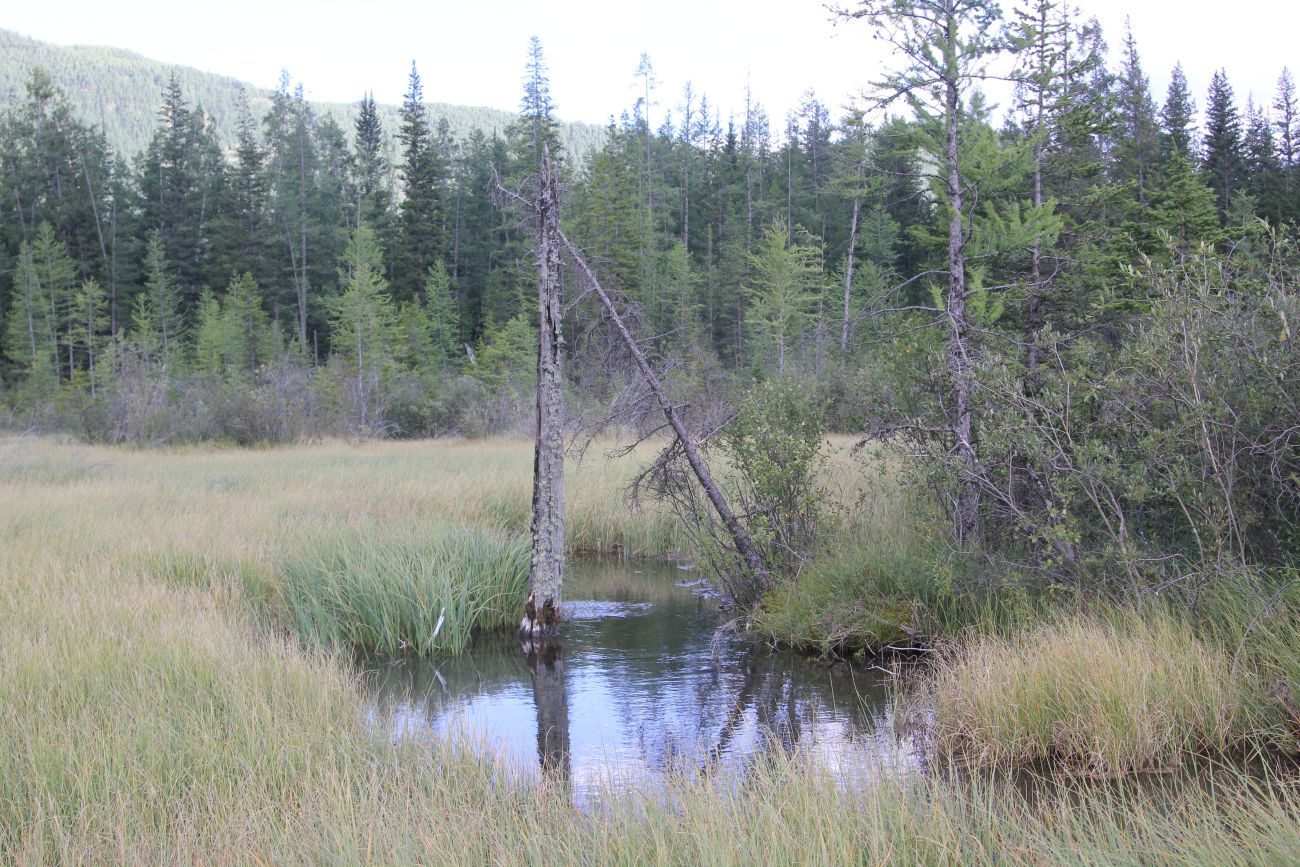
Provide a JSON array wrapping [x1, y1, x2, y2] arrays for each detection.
[[0, 28, 606, 160]]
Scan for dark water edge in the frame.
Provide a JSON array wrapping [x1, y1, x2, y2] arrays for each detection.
[[356, 557, 927, 802]]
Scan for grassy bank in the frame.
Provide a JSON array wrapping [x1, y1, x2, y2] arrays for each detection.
[[0, 436, 685, 653], [3, 436, 1298, 862]]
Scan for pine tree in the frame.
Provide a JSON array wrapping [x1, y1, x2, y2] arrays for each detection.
[[264, 74, 323, 351], [66, 278, 109, 390], [0, 69, 120, 322], [1201, 69, 1246, 219], [31, 222, 78, 383], [133, 230, 184, 366], [1274, 68, 1298, 218], [3, 241, 57, 391], [1161, 63, 1197, 162], [219, 87, 271, 288], [1151, 155, 1220, 255], [512, 37, 563, 177], [745, 222, 820, 374], [137, 74, 226, 297], [837, 0, 1006, 544], [1244, 98, 1283, 224]]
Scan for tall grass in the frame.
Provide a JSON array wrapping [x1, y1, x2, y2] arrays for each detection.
[[925, 611, 1252, 775], [276, 524, 530, 654], [2, 436, 1298, 862]]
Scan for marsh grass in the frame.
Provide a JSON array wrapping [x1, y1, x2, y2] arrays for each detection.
[[3, 435, 1298, 863], [276, 523, 530, 654], [925, 611, 1252, 775]]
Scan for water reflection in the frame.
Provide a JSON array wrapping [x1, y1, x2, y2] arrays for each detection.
[[359, 559, 922, 800], [523, 639, 571, 783]]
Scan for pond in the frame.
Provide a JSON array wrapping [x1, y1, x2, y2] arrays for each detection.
[[358, 558, 925, 802]]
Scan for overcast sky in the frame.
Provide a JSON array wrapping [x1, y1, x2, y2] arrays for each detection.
[[5, 1, 1296, 128]]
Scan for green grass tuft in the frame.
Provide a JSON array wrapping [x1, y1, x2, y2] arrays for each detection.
[[275, 524, 530, 655]]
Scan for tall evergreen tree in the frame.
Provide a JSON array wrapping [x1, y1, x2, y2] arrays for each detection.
[[331, 225, 397, 430], [1274, 68, 1298, 218], [393, 62, 448, 304], [1161, 63, 1197, 162], [1201, 69, 1246, 219], [512, 37, 562, 176], [1111, 22, 1161, 204], [1244, 97, 1283, 224], [353, 92, 392, 234], [837, 0, 1007, 545]]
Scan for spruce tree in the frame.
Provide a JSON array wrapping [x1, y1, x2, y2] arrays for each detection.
[[3, 241, 57, 391], [1161, 63, 1197, 163], [331, 226, 398, 430], [1111, 22, 1161, 204], [1244, 98, 1283, 224], [512, 37, 563, 177], [745, 222, 819, 374], [1274, 68, 1298, 218], [133, 230, 184, 367], [394, 62, 448, 304], [353, 92, 392, 233], [1201, 69, 1246, 218]]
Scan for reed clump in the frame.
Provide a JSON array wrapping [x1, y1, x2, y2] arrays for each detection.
[[926, 611, 1251, 776], [275, 523, 530, 654]]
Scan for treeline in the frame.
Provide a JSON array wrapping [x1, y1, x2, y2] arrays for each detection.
[[0, 12, 1297, 442]]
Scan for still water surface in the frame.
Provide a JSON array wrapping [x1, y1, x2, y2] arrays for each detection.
[[358, 558, 923, 800]]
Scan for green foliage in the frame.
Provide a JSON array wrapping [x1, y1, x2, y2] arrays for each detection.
[[275, 524, 530, 655], [719, 378, 831, 579], [131, 231, 185, 368], [330, 227, 398, 431], [0, 29, 606, 162], [744, 223, 821, 373]]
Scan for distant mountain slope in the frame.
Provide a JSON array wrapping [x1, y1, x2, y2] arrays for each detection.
[[0, 28, 606, 161]]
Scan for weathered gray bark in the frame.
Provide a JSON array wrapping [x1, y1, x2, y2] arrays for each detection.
[[520, 147, 566, 642], [943, 21, 981, 547], [559, 229, 771, 594], [841, 182, 861, 353]]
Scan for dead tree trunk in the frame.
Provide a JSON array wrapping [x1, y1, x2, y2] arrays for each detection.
[[558, 229, 770, 596], [520, 147, 566, 643], [945, 69, 981, 548], [841, 183, 861, 353]]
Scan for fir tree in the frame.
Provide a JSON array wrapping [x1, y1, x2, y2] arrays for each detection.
[[394, 62, 448, 303], [1201, 69, 1246, 219], [745, 222, 820, 374], [1111, 21, 1161, 203], [353, 92, 392, 233], [1244, 98, 1283, 224], [332, 225, 398, 430], [1161, 63, 1197, 163]]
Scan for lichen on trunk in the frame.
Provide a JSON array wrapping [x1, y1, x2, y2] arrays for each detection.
[[520, 146, 566, 643]]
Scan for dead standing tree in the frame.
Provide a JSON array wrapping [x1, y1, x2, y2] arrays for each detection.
[[503, 144, 767, 615], [519, 147, 566, 643]]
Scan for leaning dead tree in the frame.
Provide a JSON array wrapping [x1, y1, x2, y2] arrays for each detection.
[[558, 230, 770, 595], [519, 147, 566, 643]]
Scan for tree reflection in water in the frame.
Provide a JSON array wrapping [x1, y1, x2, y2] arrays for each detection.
[[358, 559, 924, 802]]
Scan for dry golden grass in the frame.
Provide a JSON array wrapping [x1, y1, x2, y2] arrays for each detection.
[[2, 435, 1297, 864], [926, 611, 1251, 776]]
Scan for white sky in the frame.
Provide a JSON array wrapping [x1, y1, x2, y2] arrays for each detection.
[[4, 0, 1296, 129]]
